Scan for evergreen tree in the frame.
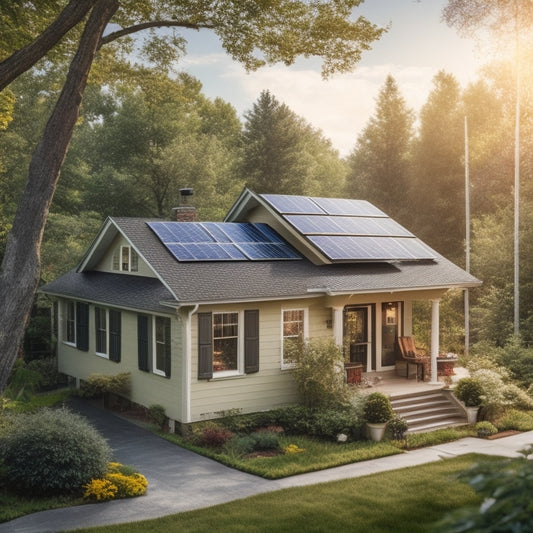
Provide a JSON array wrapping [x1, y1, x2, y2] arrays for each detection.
[[346, 74, 414, 224], [411, 71, 464, 262]]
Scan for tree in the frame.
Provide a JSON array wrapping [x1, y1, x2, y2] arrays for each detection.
[[240, 90, 346, 196], [410, 71, 464, 262], [0, 1, 385, 392], [346, 74, 414, 224]]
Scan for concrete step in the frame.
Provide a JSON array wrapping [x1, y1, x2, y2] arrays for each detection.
[[390, 389, 468, 434]]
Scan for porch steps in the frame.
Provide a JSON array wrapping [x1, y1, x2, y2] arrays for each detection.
[[390, 389, 468, 434]]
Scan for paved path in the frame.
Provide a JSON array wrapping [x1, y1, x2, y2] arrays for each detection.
[[1, 399, 532, 533]]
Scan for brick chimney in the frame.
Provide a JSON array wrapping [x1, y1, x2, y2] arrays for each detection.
[[172, 188, 196, 222]]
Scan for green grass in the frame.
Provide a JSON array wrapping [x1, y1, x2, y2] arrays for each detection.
[[1, 388, 70, 413], [160, 433, 403, 479], [70, 454, 501, 533]]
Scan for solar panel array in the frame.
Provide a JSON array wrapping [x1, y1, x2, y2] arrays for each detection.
[[147, 221, 301, 262], [261, 194, 436, 262]]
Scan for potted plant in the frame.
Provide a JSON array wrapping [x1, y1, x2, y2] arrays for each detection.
[[388, 414, 408, 441], [453, 377, 483, 424], [363, 392, 394, 441]]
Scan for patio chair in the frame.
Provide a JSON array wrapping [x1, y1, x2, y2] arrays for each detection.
[[397, 336, 430, 382]]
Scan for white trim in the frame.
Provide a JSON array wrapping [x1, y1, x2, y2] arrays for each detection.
[[94, 306, 110, 359], [152, 315, 170, 377], [211, 310, 243, 376], [181, 304, 198, 423]]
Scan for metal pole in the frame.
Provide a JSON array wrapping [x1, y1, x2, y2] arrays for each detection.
[[514, 4, 520, 336], [464, 116, 470, 355]]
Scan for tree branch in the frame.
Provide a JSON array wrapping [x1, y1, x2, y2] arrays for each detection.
[[99, 20, 215, 48], [0, 0, 97, 92]]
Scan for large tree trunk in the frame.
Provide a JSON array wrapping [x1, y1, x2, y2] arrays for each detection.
[[0, 0, 118, 393]]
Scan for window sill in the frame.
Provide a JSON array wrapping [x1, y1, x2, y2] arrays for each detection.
[[209, 372, 245, 381], [95, 352, 109, 360], [62, 341, 76, 347]]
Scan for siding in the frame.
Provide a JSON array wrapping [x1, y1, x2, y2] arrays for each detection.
[[57, 298, 183, 422], [189, 298, 330, 422]]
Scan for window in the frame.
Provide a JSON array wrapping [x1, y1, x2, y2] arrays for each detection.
[[213, 312, 239, 373], [198, 310, 259, 380], [154, 316, 171, 377], [282, 308, 307, 367], [95, 307, 107, 355], [65, 301, 76, 344], [112, 246, 138, 272], [94, 307, 121, 362]]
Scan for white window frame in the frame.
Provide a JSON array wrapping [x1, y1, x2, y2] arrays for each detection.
[[112, 245, 138, 272], [64, 301, 76, 346], [212, 311, 243, 378], [281, 307, 308, 369], [153, 315, 170, 377], [94, 306, 109, 358]]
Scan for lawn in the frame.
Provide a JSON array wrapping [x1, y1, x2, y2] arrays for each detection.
[[69, 453, 498, 533]]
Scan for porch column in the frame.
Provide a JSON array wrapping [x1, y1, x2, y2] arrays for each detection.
[[430, 299, 440, 384], [332, 307, 344, 346]]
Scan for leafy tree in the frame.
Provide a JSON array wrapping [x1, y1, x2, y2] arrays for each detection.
[[0, 0, 385, 392], [240, 90, 346, 196], [346, 74, 415, 224]]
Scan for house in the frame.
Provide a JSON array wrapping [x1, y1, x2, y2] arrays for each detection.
[[41, 189, 481, 430]]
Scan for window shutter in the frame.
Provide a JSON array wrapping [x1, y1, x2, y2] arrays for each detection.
[[244, 310, 259, 373], [109, 310, 121, 362], [197, 312, 213, 380], [137, 315, 150, 372], [75, 302, 89, 351], [164, 318, 171, 378]]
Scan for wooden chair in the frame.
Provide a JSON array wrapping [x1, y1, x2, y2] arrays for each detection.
[[397, 336, 430, 382]]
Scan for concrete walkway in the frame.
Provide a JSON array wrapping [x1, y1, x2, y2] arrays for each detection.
[[1, 398, 532, 533]]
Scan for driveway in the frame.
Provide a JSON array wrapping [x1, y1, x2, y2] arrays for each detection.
[[1, 398, 532, 533]]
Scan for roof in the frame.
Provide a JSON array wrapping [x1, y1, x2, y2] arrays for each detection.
[[41, 210, 481, 307]]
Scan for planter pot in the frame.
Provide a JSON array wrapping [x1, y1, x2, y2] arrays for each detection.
[[345, 363, 363, 384], [366, 422, 387, 442], [465, 406, 480, 425]]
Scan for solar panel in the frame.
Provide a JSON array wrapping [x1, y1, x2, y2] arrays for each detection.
[[147, 221, 300, 262], [259, 194, 436, 263]]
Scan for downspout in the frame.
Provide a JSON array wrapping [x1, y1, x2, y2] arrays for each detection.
[[181, 304, 199, 424]]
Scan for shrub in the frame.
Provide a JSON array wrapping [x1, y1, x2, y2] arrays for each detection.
[[495, 408, 533, 432], [475, 421, 498, 438], [436, 445, 533, 532], [27, 356, 61, 390], [78, 372, 131, 398], [388, 415, 408, 440], [0, 407, 111, 495], [290, 337, 352, 409], [363, 392, 393, 424], [228, 431, 280, 456], [307, 406, 363, 440], [5, 358, 41, 400], [83, 462, 148, 501], [192, 422, 234, 449], [149, 404, 166, 429], [453, 377, 483, 407]]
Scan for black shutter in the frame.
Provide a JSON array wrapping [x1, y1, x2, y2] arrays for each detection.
[[244, 310, 259, 373], [164, 318, 171, 378], [76, 302, 89, 351], [198, 312, 213, 379], [109, 310, 121, 362], [137, 315, 150, 372]]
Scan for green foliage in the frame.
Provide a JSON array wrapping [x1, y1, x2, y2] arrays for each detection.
[[474, 421, 497, 438], [227, 431, 280, 456], [495, 408, 533, 432], [363, 392, 394, 424], [78, 372, 131, 398], [148, 404, 166, 429], [289, 337, 352, 409], [388, 415, 409, 440], [192, 422, 234, 449], [5, 358, 41, 400], [453, 378, 483, 407], [26, 356, 61, 390], [435, 446, 533, 532], [0, 407, 111, 496]]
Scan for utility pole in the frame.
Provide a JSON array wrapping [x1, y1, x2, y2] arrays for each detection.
[[464, 116, 470, 355]]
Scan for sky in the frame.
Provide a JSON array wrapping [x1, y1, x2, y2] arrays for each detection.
[[177, 0, 483, 157]]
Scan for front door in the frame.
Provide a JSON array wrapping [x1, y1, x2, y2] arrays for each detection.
[[344, 306, 372, 370], [381, 302, 400, 368]]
